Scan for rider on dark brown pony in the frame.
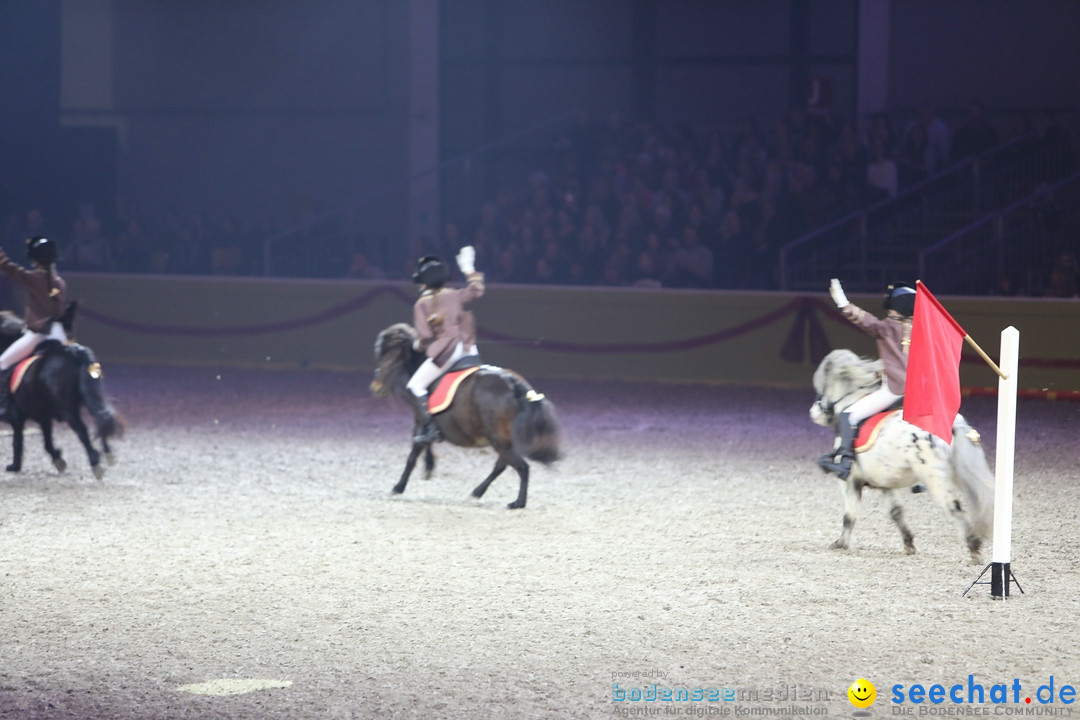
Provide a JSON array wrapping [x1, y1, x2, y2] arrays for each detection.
[[406, 246, 484, 444], [0, 237, 69, 421]]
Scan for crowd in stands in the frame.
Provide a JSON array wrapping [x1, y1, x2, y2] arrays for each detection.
[[425, 104, 1076, 294], [431, 107, 929, 291], [1, 104, 1076, 297]]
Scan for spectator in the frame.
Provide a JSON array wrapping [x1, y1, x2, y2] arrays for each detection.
[[990, 272, 1021, 297], [490, 247, 525, 284], [951, 101, 1000, 163], [664, 225, 713, 289], [906, 104, 951, 173], [833, 121, 869, 191], [630, 249, 664, 288], [1032, 109, 1077, 180], [65, 216, 111, 271], [1046, 252, 1079, 298], [866, 112, 894, 156], [346, 251, 387, 280], [110, 216, 154, 273], [866, 137, 899, 200], [897, 122, 931, 188], [532, 256, 560, 285]]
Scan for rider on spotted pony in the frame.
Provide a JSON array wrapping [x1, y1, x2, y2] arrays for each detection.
[[818, 278, 916, 480], [0, 237, 69, 422], [406, 245, 484, 444]]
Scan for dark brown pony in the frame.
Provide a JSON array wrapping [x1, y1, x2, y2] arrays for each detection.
[[370, 323, 561, 509], [0, 309, 124, 478]]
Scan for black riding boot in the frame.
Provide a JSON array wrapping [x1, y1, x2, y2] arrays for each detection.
[[410, 392, 441, 445], [0, 368, 12, 423], [817, 412, 857, 480]]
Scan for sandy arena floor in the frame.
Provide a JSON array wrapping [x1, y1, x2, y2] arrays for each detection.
[[0, 364, 1078, 719]]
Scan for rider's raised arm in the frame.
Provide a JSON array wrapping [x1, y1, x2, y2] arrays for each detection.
[[839, 302, 895, 341], [455, 245, 484, 304], [458, 270, 484, 304], [0, 249, 32, 284]]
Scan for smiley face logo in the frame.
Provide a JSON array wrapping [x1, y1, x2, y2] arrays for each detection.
[[848, 678, 876, 708]]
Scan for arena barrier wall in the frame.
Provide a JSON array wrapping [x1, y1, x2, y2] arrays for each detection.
[[61, 273, 1080, 395]]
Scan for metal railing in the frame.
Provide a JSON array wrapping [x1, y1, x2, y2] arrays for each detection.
[[779, 110, 1080, 292], [918, 172, 1080, 296]]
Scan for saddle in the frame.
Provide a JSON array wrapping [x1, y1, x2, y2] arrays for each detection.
[[426, 354, 483, 414], [8, 340, 67, 393], [854, 408, 903, 453], [8, 341, 94, 394]]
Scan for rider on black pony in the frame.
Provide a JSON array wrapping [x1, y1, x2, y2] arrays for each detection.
[[818, 279, 915, 480], [406, 246, 484, 444], [0, 237, 69, 421]]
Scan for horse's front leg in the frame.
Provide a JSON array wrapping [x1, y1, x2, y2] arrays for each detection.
[[832, 479, 863, 550], [39, 419, 67, 473], [67, 413, 103, 479], [6, 417, 25, 473], [392, 443, 425, 495], [471, 457, 507, 499]]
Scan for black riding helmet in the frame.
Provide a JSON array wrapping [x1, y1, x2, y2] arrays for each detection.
[[883, 282, 916, 316], [413, 255, 448, 288], [26, 236, 59, 266]]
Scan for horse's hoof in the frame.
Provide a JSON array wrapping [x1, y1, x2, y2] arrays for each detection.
[[53, 457, 68, 473], [471, 489, 485, 499], [92, 464, 105, 481], [391, 486, 405, 495], [902, 546, 917, 555], [105, 452, 116, 466], [5, 463, 20, 473], [506, 501, 526, 510], [830, 539, 848, 550]]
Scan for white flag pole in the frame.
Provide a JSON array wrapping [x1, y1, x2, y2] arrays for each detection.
[[963, 326, 1023, 598], [991, 326, 1020, 598]]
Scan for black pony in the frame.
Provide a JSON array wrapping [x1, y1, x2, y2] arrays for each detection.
[[0, 309, 124, 478], [370, 323, 561, 509]]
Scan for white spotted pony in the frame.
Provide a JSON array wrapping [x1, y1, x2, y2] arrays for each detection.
[[810, 349, 994, 560]]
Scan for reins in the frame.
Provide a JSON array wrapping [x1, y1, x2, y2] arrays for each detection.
[[817, 364, 881, 422]]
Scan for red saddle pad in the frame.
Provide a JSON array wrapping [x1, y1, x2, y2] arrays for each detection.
[[428, 366, 481, 414], [855, 409, 902, 453]]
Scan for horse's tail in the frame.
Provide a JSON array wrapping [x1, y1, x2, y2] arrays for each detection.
[[950, 415, 995, 540], [70, 344, 126, 441], [510, 378, 562, 465]]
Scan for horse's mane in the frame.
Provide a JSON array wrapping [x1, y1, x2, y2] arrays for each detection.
[[0, 310, 25, 348], [814, 349, 883, 405], [374, 323, 422, 398]]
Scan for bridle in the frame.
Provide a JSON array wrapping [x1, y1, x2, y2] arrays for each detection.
[[814, 385, 864, 424]]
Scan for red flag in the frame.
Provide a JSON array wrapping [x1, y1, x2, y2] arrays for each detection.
[[904, 281, 967, 444]]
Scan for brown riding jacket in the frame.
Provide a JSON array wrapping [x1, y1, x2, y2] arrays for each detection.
[[0, 250, 67, 333], [840, 303, 911, 394], [413, 271, 485, 366]]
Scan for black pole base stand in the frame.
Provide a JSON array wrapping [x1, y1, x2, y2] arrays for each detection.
[[962, 562, 1024, 599]]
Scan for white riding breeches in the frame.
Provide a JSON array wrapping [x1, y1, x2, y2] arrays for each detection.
[[407, 341, 466, 397], [0, 322, 67, 371], [845, 385, 903, 425]]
